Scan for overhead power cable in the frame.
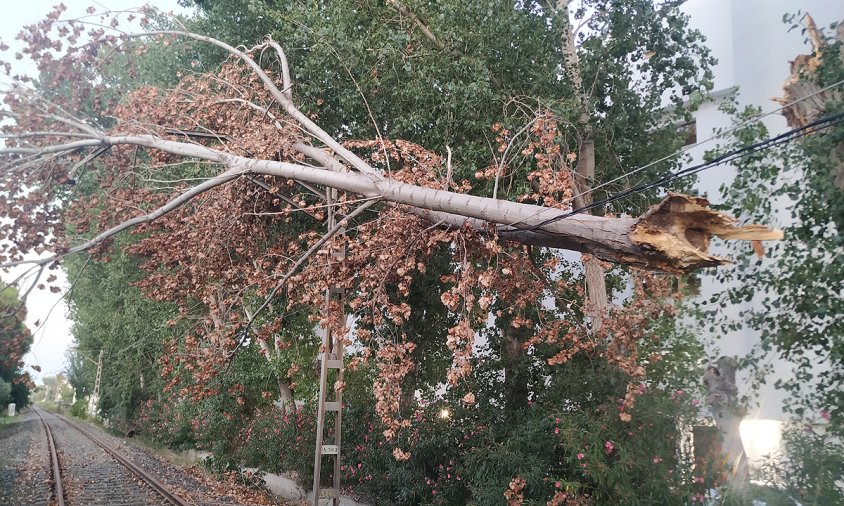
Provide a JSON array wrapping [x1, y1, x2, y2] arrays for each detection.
[[570, 77, 844, 204], [504, 110, 844, 235]]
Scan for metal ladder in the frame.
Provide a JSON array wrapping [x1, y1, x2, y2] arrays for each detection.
[[312, 189, 347, 505], [91, 349, 104, 415]]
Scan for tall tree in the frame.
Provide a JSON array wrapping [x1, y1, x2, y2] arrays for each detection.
[[61, 246, 178, 421], [0, 281, 35, 408], [0, 5, 784, 501]]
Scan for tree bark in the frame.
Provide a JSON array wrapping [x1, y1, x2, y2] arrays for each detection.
[[704, 357, 748, 496], [276, 379, 295, 414], [2, 135, 782, 274], [559, 0, 608, 331]]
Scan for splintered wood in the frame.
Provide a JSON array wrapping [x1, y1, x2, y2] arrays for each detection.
[[629, 194, 783, 272]]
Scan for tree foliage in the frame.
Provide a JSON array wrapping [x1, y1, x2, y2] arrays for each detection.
[[712, 14, 843, 432], [706, 13, 844, 505], [0, 282, 34, 408], [0, 1, 782, 503]]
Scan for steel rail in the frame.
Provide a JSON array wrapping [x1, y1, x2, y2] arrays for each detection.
[[36, 407, 191, 506], [32, 407, 65, 506]]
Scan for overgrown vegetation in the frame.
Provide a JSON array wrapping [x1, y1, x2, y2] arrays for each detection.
[[0, 1, 840, 505], [704, 12, 844, 504], [0, 282, 34, 410]]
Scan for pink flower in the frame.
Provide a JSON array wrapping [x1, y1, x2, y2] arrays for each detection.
[[692, 476, 704, 484], [604, 440, 615, 454], [691, 399, 700, 406], [576, 453, 585, 460], [820, 410, 831, 421], [652, 456, 662, 464], [555, 481, 561, 489], [554, 427, 560, 435], [555, 417, 560, 424]]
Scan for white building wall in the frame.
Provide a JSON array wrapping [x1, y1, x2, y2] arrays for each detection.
[[680, 0, 844, 420]]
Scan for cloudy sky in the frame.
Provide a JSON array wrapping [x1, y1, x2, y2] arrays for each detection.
[[1, 1, 191, 383]]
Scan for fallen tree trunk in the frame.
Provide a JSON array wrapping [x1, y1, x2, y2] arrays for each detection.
[[0, 25, 781, 274], [2, 134, 782, 273]]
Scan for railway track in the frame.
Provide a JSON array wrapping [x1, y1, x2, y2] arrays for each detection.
[[33, 407, 191, 505]]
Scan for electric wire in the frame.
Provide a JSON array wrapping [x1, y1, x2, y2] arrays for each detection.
[[569, 77, 844, 204], [503, 110, 844, 235]]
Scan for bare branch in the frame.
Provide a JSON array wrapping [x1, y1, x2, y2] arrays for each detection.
[[0, 131, 97, 139], [493, 115, 542, 200], [261, 37, 293, 101], [130, 30, 382, 179]]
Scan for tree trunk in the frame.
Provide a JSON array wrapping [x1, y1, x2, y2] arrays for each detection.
[[559, 0, 609, 332], [400, 384, 416, 413], [503, 332, 530, 418], [704, 357, 748, 496], [574, 139, 609, 333], [0, 26, 785, 278], [3, 136, 782, 274], [276, 378, 295, 414]]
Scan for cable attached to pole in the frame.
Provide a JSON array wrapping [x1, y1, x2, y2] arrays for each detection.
[[502, 110, 844, 235]]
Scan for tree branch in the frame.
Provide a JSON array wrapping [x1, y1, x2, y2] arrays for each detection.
[[233, 199, 380, 356], [386, 0, 448, 52], [131, 30, 382, 179], [3, 130, 783, 272]]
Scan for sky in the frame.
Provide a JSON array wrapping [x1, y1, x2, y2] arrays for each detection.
[[1, 1, 191, 383]]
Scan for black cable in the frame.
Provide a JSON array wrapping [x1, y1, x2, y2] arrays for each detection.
[[502, 110, 844, 235]]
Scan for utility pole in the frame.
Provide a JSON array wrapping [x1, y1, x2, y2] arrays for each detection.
[[88, 350, 104, 417], [312, 188, 347, 505]]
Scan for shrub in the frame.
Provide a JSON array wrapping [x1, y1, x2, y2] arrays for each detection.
[[69, 398, 88, 419], [231, 385, 712, 505], [755, 418, 844, 505], [237, 405, 317, 479], [135, 399, 196, 449]]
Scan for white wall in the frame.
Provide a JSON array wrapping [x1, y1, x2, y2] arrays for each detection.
[[680, 0, 844, 420]]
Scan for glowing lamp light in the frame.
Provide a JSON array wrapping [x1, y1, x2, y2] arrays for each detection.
[[739, 419, 783, 464], [439, 408, 451, 420]]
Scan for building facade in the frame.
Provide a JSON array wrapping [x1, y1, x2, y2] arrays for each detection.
[[680, 0, 843, 428]]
